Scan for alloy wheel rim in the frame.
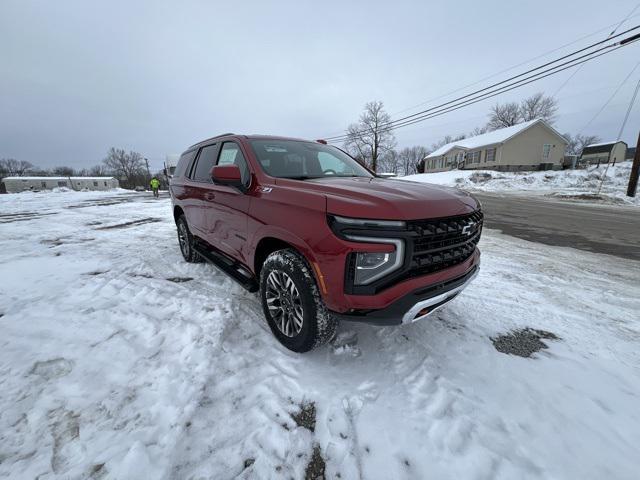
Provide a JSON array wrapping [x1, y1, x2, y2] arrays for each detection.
[[265, 270, 304, 337], [178, 222, 189, 257]]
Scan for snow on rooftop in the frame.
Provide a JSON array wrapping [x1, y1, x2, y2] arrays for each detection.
[[584, 141, 621, 148], [2, 176, 116, 181], [426, 119, 554, 158]]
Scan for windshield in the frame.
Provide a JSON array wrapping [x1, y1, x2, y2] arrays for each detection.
[[249, 139, 373, 179]]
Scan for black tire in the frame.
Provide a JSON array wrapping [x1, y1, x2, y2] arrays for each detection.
[[176, 215, 203, 263], [260, 249, 337, 353]]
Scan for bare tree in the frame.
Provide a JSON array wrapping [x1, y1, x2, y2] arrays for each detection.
[[344, 101, 396, 172], [397, 146, 429, 176], [89, 164, 110, 176], [487, 102, 521, 130], [377, 149, 399, 174], [0, 158, 34, 176], [52, 166, 76, 176], [520, 92, 558, 123], [430, 133, 466, 152], [563, 133, 601, 156], [103, 148, 145, 188], [469, 126, 488, 136]]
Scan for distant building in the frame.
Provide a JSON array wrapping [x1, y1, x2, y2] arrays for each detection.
[[420, 119, 567, 173], [0, 176, 119, 194], [580, 141, 627, 166], [625, 146, 636, 160]]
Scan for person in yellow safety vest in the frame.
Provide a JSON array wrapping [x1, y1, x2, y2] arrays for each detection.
[[150, 177, 160, 198]]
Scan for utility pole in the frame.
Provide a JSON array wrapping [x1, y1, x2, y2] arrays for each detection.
[[144, 158, 151, 183], [627, 131, 640, 197]]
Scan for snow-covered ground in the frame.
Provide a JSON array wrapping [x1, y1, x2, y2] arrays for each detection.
[[1, 191, 639, 480], [402, 160, 639, 206]]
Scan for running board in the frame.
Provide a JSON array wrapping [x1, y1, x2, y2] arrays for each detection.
[[192, 242, 259, 292]]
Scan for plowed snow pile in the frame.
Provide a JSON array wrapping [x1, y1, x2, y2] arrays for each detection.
[[1, 191, 639, 479], [402, 160, 639, 205]]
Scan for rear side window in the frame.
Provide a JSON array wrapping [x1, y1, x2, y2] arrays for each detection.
[[192, 144, 219, 182], [175, 150, 197, 178], [218, 142, 250, 186]]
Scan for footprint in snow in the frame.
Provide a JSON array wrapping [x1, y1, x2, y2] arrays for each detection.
[[30, 358, 74, 380]]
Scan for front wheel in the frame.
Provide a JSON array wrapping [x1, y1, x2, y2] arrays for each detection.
[[260, 249, 337, 352]]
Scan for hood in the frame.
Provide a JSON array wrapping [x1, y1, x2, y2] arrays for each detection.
[[275, 177, 479, 220]]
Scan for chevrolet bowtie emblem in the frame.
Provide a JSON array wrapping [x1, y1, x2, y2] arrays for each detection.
[[461, 221, 476, 235]]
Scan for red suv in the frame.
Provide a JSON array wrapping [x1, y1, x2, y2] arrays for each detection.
[[169, 134, 482, 352]]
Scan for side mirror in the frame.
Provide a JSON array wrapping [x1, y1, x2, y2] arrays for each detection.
[[211, 165, 243, 188]]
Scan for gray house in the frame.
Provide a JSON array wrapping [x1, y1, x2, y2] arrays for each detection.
[[422, 119, 567, 173], [580, 141, 627, 166], [1, 176, 119, 193]]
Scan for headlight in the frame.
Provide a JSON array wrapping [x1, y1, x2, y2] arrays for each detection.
[[333, 215, 405, 228], [346, 236, 404, 285]]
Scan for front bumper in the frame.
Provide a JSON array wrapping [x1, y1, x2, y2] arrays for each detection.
[[330, 264, 479, 326]]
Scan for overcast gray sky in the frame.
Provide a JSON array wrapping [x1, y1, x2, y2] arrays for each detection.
[[1, 0, 639, 171]]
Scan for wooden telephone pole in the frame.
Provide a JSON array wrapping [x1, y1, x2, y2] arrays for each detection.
[[627, 131, 640, 197]]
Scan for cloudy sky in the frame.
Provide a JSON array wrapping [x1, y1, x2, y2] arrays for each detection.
[[1, 0, 639, 171]]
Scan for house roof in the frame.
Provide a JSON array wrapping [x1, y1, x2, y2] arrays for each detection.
[[581, 141, 627, 156], [425, 119, 566, 158]]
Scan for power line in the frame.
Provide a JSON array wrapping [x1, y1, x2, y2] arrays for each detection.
[[597, 75, 640, 194], [577, 60, 640, 135], [552, 3, 639, 99], [616, 77, 640, 140], [389, 13, 640, 118], [324, 26, 640, 142], [609, 3, 640, 36], [343, 45, 626, 139]]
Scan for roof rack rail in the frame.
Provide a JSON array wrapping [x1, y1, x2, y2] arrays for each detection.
[[189, 132, 236, 149]]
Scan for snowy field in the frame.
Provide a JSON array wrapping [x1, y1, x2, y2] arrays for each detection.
[[1, 190, 639, 480], [402, 160, 639, 206]]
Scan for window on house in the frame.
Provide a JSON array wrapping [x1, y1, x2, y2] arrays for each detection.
[[467, 151, 480, 164], [542, 144, 551, 159], [93, 181, 98, 186], [41, 182, 47, 188], [485, 148, 496, 162], [57, 181, 67, 187], [104, 181, 107, 186]]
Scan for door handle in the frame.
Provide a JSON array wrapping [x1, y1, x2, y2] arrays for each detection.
[[204, 192, 216, 201]]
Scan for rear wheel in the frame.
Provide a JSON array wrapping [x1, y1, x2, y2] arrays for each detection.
[[260, 249, 337, 352], [176, 215, 202, 263]]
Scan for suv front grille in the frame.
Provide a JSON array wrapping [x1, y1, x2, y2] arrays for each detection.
[[407, 210, 483, 277]]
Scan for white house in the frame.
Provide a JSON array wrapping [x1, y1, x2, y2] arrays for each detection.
[[0, 176, 119, 194], [421, 119, 567, 173]]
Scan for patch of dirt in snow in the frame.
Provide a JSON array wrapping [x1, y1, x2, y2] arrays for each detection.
[[292, 401, 316, 432], [41, 236, 95, 247], [85, 270, 109, 276], [165, 276, 194, 283], [491, 328, 560, 358], [94, 217, 161, 230], [0, 211, 58, 223], [305, 444, 326, 480], [546, 192, 628, 205], [67, 197, 137, 209]]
